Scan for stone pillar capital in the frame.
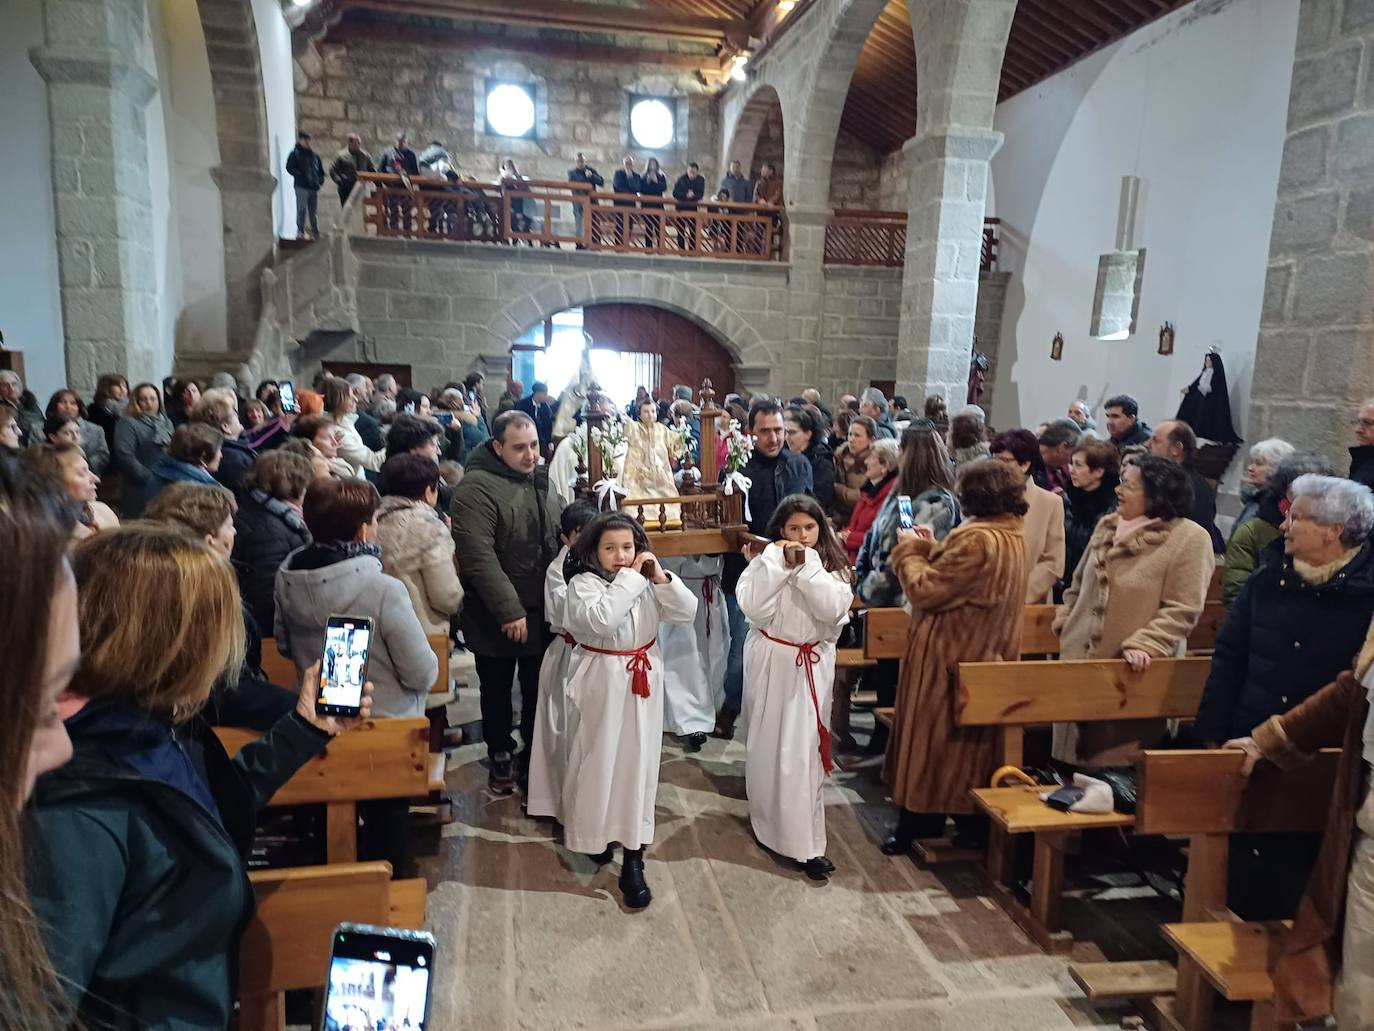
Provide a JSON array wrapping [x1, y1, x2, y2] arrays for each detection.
[[904, 126, 1004, 164], [211, 166, 279, 196], [784, 204, 832, 228], [29, 45, 158, 104]]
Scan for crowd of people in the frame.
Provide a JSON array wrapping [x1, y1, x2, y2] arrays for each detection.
[[286, 127, 783, 249], [4, 360, 1374, 1029]]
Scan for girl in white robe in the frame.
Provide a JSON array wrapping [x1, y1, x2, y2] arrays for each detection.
[[658, 554, 729, 749], [560, 512, 697, 908], [526, 500, 600, 820], [737, 494, 853, 880]]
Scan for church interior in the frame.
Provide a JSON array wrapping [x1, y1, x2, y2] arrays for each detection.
[[4, 0, 1373, 1029]]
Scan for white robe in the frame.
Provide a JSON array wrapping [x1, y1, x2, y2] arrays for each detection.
[[659, 554, 730, 732], [736, 544, 852, 862], [526, 544, 572, 819], [560, 567, 697, 853]]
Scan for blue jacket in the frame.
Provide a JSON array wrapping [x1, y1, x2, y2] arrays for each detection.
[[1195, 538, 1374, 743], [126, 456, 218, 517]]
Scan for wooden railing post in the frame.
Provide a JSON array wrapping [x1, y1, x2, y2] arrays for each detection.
[[698, 377, 720, 489]]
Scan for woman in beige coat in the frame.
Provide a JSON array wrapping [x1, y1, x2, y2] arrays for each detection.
[[881, 460, 1028, 854], [991, 429, 1065, 602], [375, 453, 463, 636], [1053, 454, 1215, 764]]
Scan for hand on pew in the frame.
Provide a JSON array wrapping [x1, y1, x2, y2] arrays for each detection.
[[1221, 735, 1261, 776], [1122, 648, 1152, 672], [295, 660, 375, 735]]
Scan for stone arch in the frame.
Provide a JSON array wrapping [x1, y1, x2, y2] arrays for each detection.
[[482, 269, 773, 370], [722, 82, 784, 179]]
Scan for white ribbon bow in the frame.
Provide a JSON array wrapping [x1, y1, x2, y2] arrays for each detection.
[[593, 478, 628, 510], [722, 470, 752, 522]]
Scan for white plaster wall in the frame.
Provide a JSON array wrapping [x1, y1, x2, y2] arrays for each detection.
[[990, 0, 1299, 466], [143, 0, 179, 380], [0, 0, 66, 397], [251, 0, 297, 238], [158, 0, 227, 354]]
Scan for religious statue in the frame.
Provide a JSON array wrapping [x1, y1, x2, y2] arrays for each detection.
[[1176, 349, 1242, 445], [621, 397, 683, 523]]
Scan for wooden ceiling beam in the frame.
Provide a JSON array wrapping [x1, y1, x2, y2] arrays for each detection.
[[999, 48, 1044, 87], [1062, 0, 1133, 35], [1007, 24, 1073, 70], [340, 0, 749, 45], [1021, 1, 1100, 50], [1013, 8, 1089, 60], [328, 17, 722, 73]]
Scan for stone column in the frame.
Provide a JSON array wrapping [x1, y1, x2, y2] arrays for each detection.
[[198, 0, 278, 355], [30, 0, 161, 392], [781, 204, 832, 393], [894, 0, 1015, 405], [1249, 0, 1374, 463]]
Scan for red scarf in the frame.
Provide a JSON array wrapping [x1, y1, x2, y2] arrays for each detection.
[[758, 630, 834, 774], [575, 638, 657, 698]]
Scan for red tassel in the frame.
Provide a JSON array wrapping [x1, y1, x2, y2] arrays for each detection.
[[627, 650, 653, 699], [818, 723, 835, 776], [760, 630, 834, 776]]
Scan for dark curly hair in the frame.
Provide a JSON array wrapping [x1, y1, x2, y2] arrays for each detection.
[[565, 512, 652, 583], [990, 428, 1039, 467], [956, 458, 1029, 518], [1131, 453, 1194, 520]]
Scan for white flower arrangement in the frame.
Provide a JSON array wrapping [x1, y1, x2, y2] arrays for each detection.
[[722, 419, 753, 475], [588, 414, 626, 469]]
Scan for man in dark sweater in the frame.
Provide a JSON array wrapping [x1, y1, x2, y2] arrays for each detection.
[[567, 152, 604, 247], [716, 399, 814, 739], [1148, 419, 1224, 552], [285, 132, 325, 239], [1104, 393, 1152, 452], [671, 161, 707, 252]]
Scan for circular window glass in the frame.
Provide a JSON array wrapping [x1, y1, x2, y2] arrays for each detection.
[[487, 83, 535, 138], [630, 98, 674, 150]]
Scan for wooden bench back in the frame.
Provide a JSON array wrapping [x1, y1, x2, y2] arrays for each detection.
[[1136, 748, 1339, 836], [863, 603, 1227, 661], [215, 718, 430, 806], [956, 657, 1212, 726], [427, 632, 450, 694]]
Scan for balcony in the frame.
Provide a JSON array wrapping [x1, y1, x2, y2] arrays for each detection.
[[823, 211, 1001, 272], [357, 173, 783, 261]]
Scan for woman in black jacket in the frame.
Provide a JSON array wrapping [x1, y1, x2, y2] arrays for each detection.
[[24, 524, 372, 1031], [784, 404, 837, 514], [231, 449, 314, 633], [1056, 436, 1120, 602]]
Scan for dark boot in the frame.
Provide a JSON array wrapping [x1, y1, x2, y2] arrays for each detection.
[[588, 845, 615, 866], [880, 809, 946, 854], [619, 847, 652, 909], [713, 707, 738, 740], [488, 752, 516, 796], [802, 856, 834, 881], [678, 731, 708, 753]]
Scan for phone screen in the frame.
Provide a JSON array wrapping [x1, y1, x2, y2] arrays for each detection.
[[897, 494, 915, 530], [433, 410, 453, 428], [325, 923, 434, 1031], [319, 615, 372, 717], [278, 381, 297, 413]]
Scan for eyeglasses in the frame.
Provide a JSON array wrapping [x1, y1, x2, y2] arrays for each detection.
[[1352, 418, 1374, 429]]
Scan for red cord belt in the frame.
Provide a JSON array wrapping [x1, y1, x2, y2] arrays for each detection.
[[680, 574, 718, 636], [569, 637, 657, 699], [758, 629, 835, 774]]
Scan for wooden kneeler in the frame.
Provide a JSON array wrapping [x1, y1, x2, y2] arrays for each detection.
[[239, 862, 427, 1031], [216, 718, 431, 863]]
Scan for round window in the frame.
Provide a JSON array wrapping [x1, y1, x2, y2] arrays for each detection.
[[630, 98, 674, 150], [486, 83, 535, 138]]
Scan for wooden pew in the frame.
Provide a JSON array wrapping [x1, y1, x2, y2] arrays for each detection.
[[1129, 748, 1336, 1030], [862, 602, 1228, 664], [239, 861, 427, 1031], [961, 657, 1212, 952], [216, 719, 431, 863]]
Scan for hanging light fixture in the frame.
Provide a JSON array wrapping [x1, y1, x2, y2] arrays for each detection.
[[777, 0, 797, 14]]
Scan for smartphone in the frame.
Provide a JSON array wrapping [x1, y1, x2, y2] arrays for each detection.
[[433, 410, 453, 428], [324, 923, 435, 1031], [402, 401, 416, 415], [897, 494, 915, 530], [1045, 786, 1086, 812], [317, 615, 373, 718], [278, 380, 297, 413]]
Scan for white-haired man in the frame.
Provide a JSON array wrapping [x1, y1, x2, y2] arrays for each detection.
[[859, 387, 897, 440]]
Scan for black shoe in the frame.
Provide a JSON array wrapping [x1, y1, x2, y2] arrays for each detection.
[[713, 707, 738, 741], [589, 846, 615, 865], [802, 856, 834, 881], [880, 835, 912, 856], [949, 831, 988, 851], [619, 848, 652, 909], [679, 732, 708, 753], [488, 752, 516, 796]]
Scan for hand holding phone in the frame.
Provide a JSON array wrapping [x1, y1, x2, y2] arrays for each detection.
[[278, 380, 297, 414], [325, 923, 434, 1031], [317, 615, 374, 718], [897, 494, 915, 530]]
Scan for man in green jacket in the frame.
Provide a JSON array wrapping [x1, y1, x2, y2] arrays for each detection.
[[451, 410, 562, 793]]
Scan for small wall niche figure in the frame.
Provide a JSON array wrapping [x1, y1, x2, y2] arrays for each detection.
[[1176, 348, 1242, 445], [1158, 321, 1175, 356], [1050, 332, 1064, 361]]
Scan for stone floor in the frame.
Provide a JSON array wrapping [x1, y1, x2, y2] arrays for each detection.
[[414, 724, 1133, 1031]]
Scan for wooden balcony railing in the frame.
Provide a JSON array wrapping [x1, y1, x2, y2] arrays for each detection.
[[357, 173, 784, 261], [825, 211, 1002, 272]]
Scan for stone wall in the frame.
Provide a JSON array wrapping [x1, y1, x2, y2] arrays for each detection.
[[294, 38, 718, 197], [1250, 0, 1374, 463], [829, 129, 886, 209], [337, 239, 792, 392], [817, 266, 902, 400]]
